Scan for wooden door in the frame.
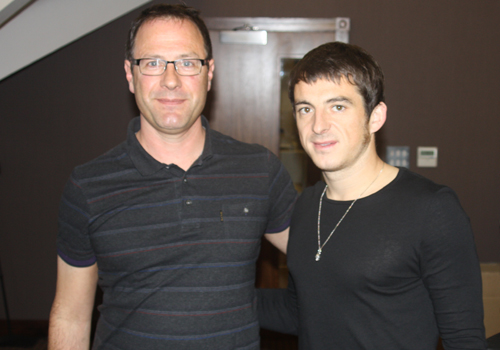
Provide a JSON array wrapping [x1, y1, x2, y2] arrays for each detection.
[[204, 18, 349, 288]]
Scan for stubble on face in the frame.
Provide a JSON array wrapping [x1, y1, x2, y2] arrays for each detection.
[[294, 78, 375, 174], [320, 120, 372, 173]]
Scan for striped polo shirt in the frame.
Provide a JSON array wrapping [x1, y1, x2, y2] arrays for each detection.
[[57, 116, 297, 350]]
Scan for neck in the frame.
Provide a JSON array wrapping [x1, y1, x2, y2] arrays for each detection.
[[323, 156, 394, 201], [136, 117, 206, 171]]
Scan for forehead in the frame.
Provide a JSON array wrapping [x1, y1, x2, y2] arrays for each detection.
[[294, 77, 362, 103], [134, 18, 205, 57]]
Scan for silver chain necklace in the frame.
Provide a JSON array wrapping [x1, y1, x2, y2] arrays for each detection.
[[315, 163, 385, 261]]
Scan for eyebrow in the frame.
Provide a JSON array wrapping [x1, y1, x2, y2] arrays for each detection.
[[294, 96, 354, 108], [140, 53, 201, 59], [294, 100, 312, 107], [326, 96, 354, 105]]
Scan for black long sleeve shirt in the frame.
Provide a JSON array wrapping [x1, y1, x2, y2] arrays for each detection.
[[258, 168, 486, 350]]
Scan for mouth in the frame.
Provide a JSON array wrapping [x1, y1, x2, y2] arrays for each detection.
[[313, 140, 337, 149], [156, 98, 186, 106]]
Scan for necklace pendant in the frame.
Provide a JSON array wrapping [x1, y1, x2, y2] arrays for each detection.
[[315, 248, 322, 261]]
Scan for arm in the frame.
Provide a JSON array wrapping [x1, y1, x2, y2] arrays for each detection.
[[257, 273, 299, 335], [265, 227, 289, 254], [422, 189, 486, 349], [48, 256, 98, 350]]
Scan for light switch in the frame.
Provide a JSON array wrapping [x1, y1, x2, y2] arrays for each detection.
[[417, 147, 438, 167], [386, 146, 410, 168]]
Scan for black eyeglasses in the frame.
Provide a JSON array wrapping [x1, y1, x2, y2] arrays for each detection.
[[132, 58, 208, 76]]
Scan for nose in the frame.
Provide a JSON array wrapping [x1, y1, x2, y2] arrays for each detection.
[[160, 62, 181, 90], [312, 110, 330, 135]]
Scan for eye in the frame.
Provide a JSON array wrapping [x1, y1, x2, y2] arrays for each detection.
[[333, 105, 345, 112], [180, 60, 195, 67], [146, 59, 158, 67], [297, 106, 311, 115]]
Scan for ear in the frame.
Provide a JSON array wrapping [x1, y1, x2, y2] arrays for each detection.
[[206, 59, 215, 91], [368, 102, 387, 134], [124, 60, 135, 94]]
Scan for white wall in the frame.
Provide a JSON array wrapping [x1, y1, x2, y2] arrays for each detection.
[[0, 0, 151, 81]]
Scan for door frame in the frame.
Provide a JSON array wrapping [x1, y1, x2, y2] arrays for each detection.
[[204, 17, 350, 288], [205, 17, 350, 38]]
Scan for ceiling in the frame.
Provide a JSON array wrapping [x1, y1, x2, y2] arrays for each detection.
[[0, 0, 33, 27], [0, 0, 151, 81]]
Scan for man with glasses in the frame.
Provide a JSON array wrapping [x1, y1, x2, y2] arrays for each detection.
[[48, 4, 296, 350]]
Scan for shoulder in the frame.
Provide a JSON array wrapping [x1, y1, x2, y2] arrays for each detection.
[[70, 141, 131, 184], [69, 117, 144, 182], [389, 167, 456, 200], [209, 128, 271, 157], [207, 128, 286, 175], [296, 181, 326, 207], [388, 168, 465, 219]]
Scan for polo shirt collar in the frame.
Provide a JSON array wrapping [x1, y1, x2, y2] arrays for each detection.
[[194, 115, 213, 166], [127, 116, 213, 176]]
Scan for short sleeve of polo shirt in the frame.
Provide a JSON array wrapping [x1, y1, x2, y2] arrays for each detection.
[[57, 172, 96, 267], [264, 151, 297, 233]]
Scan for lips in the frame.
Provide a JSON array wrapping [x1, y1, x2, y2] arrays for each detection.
[[313, 140, 337, 149], [156, 98, 185, 105]]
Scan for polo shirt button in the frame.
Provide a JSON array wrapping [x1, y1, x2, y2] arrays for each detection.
[[183, 178, 188, 183], [185, 199, 193, 205]]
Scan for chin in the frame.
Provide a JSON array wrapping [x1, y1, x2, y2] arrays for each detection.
[[310, 160, 333, 173], [307, 154, 333, 170], [313, 158, 348, 173]]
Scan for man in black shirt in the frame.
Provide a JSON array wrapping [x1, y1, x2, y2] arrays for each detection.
[[48, 4, 296, 349], [258, 42, 486, 350]]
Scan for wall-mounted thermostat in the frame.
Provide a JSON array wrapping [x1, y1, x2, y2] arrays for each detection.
[[417, 147, 438, 167]]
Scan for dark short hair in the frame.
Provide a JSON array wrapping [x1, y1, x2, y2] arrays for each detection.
[[289, 42, 384, 117], [125, 4, 212, 62]]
